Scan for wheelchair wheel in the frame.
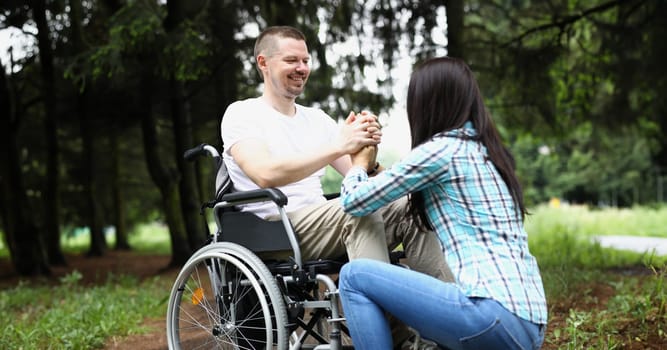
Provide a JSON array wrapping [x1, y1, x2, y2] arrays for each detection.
[[166, 242, 289, 349]]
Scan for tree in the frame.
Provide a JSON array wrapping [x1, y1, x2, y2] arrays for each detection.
[[163, 0, 210, 251], [463, 0, 665, 205], [30, 0, 67, 265], [0, 61, 50, 276], [68, 0, 108, 256]]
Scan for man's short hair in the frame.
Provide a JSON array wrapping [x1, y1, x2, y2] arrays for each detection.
[[254, 26, 307, 78]]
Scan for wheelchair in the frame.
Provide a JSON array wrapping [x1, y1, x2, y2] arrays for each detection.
[[166, 143, 354, 350]]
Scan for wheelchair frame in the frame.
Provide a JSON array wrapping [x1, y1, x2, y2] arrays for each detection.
[[166, 144, 351, 350]]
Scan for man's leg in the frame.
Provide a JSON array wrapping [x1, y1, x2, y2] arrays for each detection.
[[378, 197, 455, 283], [285, 199, 390, 263]]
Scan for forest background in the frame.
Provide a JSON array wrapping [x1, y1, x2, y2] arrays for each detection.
[[1, 0, 666, 276]]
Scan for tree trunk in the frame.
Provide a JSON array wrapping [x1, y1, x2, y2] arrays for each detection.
[[80, 98, 108, 256], [139, 71, 192, 266], [111, 125, 130, 250], [0, 62, 50, 276], [69, 0, 107, 256], [31, 0, 66, 266], [164, 0, 209, 250], [169, 79, 209, 250], [209, 0, 239, 119], [445, 0, 465, 59]]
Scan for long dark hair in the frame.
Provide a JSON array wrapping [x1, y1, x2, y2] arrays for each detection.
[[406, 57, 527, 230]]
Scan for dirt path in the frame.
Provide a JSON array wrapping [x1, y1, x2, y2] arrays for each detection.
[[0, 250, 174, 286], [104, 317, 168, 350]]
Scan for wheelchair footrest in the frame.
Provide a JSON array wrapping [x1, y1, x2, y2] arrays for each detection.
[[265, 258, 345, 276]]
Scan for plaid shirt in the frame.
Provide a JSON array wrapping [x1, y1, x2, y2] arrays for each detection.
[[340, 123, 548, 325]]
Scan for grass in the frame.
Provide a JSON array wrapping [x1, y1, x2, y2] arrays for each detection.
[[541, 266, 667, 349], [0, 222, 173, 349], [0, 272, 170, 349], [527, 203, 667, 276], [526, 203, 667, 349], [526, 203, 667, 238], [1, 203, 666, 349], [0, 222, 172, 258], [56, 222, 173, 256]]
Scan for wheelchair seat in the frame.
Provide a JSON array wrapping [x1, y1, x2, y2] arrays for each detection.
[[219, 209, 347, 276]]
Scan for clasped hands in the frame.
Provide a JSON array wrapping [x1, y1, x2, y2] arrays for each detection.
[[339, 111, 381, 173]]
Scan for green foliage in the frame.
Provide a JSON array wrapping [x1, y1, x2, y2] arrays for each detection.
[[85, 1, 166, 81], [0, 274, 169, 350], [70, 1, 210, 84], [321, 166, 344, 195], [124, 222, 172, 254], [474, 0, 667, 206], [510, 123, 658, 206], [161, 21, 211, 81]]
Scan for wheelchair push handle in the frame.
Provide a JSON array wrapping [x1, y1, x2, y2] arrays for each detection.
[[184, 143, 220, 160]]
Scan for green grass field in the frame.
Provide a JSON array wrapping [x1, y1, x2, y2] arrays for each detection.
[[1, 203, 666, 349], [526, 204, 667, 349]]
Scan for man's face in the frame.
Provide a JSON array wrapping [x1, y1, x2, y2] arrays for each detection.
[[261, 37, 311, 99]]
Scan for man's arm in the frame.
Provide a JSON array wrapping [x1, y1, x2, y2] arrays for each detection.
[[231, 112, 381, 188], [330, 154, 353, 176]]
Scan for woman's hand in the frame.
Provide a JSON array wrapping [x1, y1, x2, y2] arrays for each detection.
[[351, 145, 378, 172]]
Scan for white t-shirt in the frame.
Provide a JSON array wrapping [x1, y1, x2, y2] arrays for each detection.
[[221, 97, 338, 218]]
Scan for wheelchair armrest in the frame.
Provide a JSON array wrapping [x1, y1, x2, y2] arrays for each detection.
[[221, 188, 288, 207]]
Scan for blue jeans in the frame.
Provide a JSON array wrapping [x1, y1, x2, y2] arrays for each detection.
[[339, 259, 545, 350]]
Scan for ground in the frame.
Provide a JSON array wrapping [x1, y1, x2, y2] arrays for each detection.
[[0, 251, 176, 350], [1, 251, 665, 349]]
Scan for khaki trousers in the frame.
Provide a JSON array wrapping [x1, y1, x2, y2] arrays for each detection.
[[272, 197, 454, 283]]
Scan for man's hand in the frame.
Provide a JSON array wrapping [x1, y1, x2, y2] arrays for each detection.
[[336, 111, 383, 155]]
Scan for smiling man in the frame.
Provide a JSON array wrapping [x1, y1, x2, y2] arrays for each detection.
[[220, 25, 453, 285]]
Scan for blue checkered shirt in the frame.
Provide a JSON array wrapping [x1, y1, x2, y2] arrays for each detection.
[[340, 123, 548, 325]]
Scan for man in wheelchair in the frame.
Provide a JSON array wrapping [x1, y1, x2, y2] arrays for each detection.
[[218, 25, 454, 349]]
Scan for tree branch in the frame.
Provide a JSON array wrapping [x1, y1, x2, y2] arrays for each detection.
[[500, 0, 644, 48]]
